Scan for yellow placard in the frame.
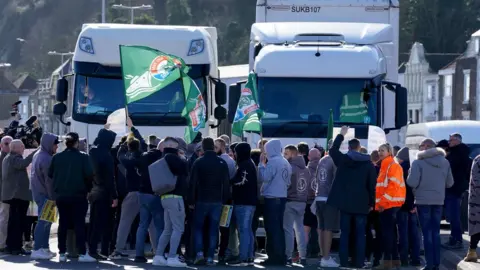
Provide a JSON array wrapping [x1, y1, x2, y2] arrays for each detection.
[[219, 205, 233, 228], [39, 200, 58, 223]]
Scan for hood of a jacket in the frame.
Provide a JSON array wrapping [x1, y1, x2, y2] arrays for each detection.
[[94, 129, 117, 149], [307, 158, 320, 170], [417, 147, 447, 168], [265, 139, 282, 159], [448, 143, 470, 158], [163, 147, 178, 155], [40, 133, 58, 155], [290, 155, 306, 169], [346, 151, 371, 162], [235, 142, 251, 163]]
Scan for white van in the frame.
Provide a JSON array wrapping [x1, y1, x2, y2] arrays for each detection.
[[405, 120, 480, 162]]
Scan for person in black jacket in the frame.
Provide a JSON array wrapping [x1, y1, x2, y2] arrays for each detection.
[[48, 132, 95, 262], [109, 136, 127, 253], [228, 143, 258, 266], [153, 137, 189, 267], [189, 137, 231, 266], [88, 127, 118, 259], [395, 147, 421, 266], [326, 126, 377, 268], [444, 133, 472, 249]]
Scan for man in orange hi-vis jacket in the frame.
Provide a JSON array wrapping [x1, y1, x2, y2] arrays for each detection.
[[375, 143, 406, 270]]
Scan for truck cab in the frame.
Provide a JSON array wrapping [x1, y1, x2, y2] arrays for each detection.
[[54, 23, 226, 145], [228, 0, 407, 149]]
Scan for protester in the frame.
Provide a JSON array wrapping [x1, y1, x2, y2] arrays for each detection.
[[215, 138, 236, 179], [227, 142, 258, 266], [375, 143, 405, 269], [0, 136, 12, 253], [436, 140, 449, 152], [249, 148, 263, 253], [259, 139, 291, 265], [395, 147, 421, 267], [188, 143, 203, 170], [153, 137, 189, 267], [407, 138, 453, 270], [327, 126, 377, 268], [229, 143, 238, 160], [219, 134, 230, 153], [297, 142, 310, 166], [305, 148, 320, 258], [30, 133, 60, 260], [148, 135, 160, 151], [49, 132, 96, 262], [282, 145, 309, 265], [393, 146, 401, 157], [88, 127, 118, 259], [2, 140, 37, 255], [315, 142, 340, 268], [465, 154, 480, 262], [189, 137, 231, 266], [444, 133, 472, 249]]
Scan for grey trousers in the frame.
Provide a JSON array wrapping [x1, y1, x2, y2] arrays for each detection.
[[283, 201, 307, 258], [156, 197, 186, 257], [0, 202, 10, 249], [115, 192, 158, 252]]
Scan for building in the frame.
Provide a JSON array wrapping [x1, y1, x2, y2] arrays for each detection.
[[399, 42, 457, 123], [438, 30, 480, 120]]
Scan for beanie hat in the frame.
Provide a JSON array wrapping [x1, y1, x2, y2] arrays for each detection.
[[396, 147, 409, 161]]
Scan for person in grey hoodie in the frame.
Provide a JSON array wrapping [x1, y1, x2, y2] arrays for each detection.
[[407, 138, 453, 270], [259, 139, 291, 265], [2, 139, 37, 255], [30, 133, 60, 260], [283, 145, 310, 265]]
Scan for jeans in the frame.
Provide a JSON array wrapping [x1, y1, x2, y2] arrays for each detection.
[[0, 202, 9, 249], [417, 205, 442, 268], [57, 197, 88, 255], [156, 197, 185, 258], [445, 194, 462, 242], [136, 193, 164, 257], [33, 194, 52, 250], [194, 202, 222, 258], [379, 207, 399, 261], [88, 199, 113, 255], [234, 205, 256, 261], [339, 212, 367, 268], [397, 210, 421, 263], [264, 198, 287, 264], [5, 199, 29, 252], [365, 211, 382, 262]]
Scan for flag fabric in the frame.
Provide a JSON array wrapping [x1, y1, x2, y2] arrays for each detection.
[[181, 73, 206, 144], [119, 45, 205, 143], [326, 109, 334, 150], [120, 45, 186, 104], [232, 73, 263, 137]]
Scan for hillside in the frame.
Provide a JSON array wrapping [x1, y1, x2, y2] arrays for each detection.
[[0, 0, 478, 79]]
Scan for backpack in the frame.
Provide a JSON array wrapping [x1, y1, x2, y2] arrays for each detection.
[[148, 158, 177, 195]]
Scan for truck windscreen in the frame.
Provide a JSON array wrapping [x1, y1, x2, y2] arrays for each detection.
[[258, 77, 378, 137], [72, 62, 208, 125]]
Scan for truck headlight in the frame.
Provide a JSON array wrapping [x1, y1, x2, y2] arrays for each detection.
[[79, 37, 95, 54], [187, 39, 204, 56]]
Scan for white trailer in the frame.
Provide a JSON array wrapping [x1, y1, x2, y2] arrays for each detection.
[[228, 0, 407, 150], [53, 24, 227, 145]]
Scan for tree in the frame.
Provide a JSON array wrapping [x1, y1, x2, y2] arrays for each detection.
[[134, 13, 155, 24], [166, 0, 191, 25]]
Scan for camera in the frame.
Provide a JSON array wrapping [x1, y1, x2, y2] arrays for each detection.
[[3, 103, 43, 148]]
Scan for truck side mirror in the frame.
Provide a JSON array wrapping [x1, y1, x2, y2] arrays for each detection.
[[214, 81, 227, 105], [53, 102, 67, 116], [56, 78, 68, 102], [395, 86, 408, 129], [214, 106, 227, 120], [228, 83, 242, 123]]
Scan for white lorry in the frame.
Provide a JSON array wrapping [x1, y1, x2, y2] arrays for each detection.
[[228, 0, 407, 149], [53, 23, 227, 145]]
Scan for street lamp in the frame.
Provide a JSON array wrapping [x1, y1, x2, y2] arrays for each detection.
[[48, 51, 74, 76], [111, 4, 153, 24]]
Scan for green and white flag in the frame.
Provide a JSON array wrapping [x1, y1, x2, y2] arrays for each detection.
[[232, 73, 263, 137], [119, 45, 205, 143], [120, 45, 186, 104], [181, 74, 206, 144]]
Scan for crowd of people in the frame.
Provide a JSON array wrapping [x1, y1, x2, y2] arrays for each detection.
[[0, 118, 478, 270]]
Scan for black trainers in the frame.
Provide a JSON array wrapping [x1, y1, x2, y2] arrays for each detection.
[[228, 259, 248, 266], [134, 256, 147, 263]]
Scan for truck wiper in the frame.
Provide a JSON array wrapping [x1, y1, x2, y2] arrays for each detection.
[[270, 120, 324, 138]]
